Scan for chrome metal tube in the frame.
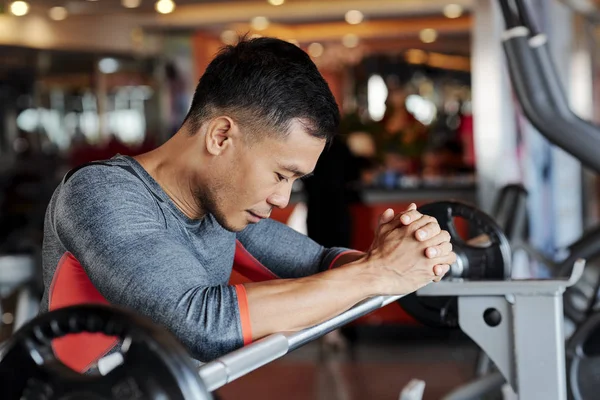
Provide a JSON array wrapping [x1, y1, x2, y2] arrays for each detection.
[[198, 294, 404, 392]]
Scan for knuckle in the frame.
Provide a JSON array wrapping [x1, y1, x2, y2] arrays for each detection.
[[406, 222, 420, 233], [424, 215, 436, 224]]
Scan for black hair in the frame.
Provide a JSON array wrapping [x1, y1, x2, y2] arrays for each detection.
[[182, 36, 340, 143]]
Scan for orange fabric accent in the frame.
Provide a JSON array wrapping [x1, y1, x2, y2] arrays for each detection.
[[232, 240, 279, 282], [328, 250, 364, 270], [229, 269, 253, 285], [234, 284, 253, 345], [49, 252, 118, 372]]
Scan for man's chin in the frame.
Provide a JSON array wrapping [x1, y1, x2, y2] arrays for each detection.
[[219, 220, 247, 233], [212, 211, 264, 232]]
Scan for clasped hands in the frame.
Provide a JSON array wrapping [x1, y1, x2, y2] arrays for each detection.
[[364, 203, 458, 295]]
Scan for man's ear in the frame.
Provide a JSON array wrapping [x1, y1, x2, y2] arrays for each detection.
[[205, 116, 235, 156]]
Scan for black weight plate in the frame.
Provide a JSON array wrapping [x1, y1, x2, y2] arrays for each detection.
[[0, 304, 212, 400], [398, 201, 512, 328]]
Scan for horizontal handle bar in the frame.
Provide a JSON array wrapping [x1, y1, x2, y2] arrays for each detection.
[[198, 294, 404, 391]]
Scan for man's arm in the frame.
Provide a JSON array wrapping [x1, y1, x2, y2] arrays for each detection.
[[237, 207, 454, 340], [53, 167, 249, 362], [235, 218, 360, 279]]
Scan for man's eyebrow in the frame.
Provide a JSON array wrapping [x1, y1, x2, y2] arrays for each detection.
[[279, 163, 313, 178]]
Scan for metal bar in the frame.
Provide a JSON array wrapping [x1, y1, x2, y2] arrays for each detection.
[[513, 294, 567, 400], [286, 294, 401, 351], [458, 296, 515, 388], [198, 294, 403, 391], [498, 0, 519, 28], [417, 259, 584, 297]]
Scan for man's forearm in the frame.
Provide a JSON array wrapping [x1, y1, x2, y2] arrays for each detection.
[[244, 259, 378, 341], [330, 250, 365, 269]]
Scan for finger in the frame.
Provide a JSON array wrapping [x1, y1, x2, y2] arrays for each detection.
[[400, 215, 438, 241], [432, 264, 450, 282], [399, 209, 423, 225], [374, 208, 394, 242], [435, 252, 458, 266], [414, 221, 442, 242], [374, 209, 395, 240], [380, 209, 426, 237], [433, 264, 450, 276], [424, 230, 451, 247], [425, 241, 452, 258], [379, 208, 395, 225], [385, 204, 419, 227]]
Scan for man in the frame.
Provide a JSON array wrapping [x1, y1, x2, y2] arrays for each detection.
[[40, 37, 456, 372]]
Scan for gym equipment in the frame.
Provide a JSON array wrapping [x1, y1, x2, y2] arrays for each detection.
[[0, 254, 39, 333], [566, 312, 600, 400], [198, 259, 584, 400], [398, 200, 512, 328], [499, 0, 600, 173], [0, 304, 211, 400], [442, 1, 600, 399]]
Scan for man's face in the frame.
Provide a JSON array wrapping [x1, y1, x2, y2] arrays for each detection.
[[198, 119, 326, 232]]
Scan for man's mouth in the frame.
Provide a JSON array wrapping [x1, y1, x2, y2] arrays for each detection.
[[248, 211, 269, 220]]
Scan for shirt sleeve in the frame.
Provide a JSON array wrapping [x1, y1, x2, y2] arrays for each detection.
[[235, 217, 360, 279], [52, 166, 246, 362]]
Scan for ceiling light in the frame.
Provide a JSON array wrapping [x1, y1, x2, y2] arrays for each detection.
[[98, 58, 119, 74], [345, 10, 363, 25], [288, 39, 299, 46], [10, 1, 29, 16], [419, 28, 438, 44], [308, 42, 324, 58], [268, 0, 285, 5], [122, 0, 142, 8], [155, 0, 175, 14], [251, 16, 270, 31], [49, 6, 68, 21], [342, 33, 359, 48], [220, 30, 238, 45], [250, 33, 263, 39], [443, 4, 463, 19]]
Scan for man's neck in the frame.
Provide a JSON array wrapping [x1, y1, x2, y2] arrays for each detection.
[[134, 136, 205, 220]]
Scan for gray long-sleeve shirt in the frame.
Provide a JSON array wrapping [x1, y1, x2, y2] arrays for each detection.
[[40, 155, 351, 372]]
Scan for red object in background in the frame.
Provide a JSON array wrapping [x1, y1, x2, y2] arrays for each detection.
[[459, 114, 475, 168]]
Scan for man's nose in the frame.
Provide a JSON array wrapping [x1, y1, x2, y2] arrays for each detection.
[[267, 185, 292, 209]]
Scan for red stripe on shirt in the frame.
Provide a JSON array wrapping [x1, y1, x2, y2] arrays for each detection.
[[232, 240, 279, 282], [48, 252, 118, 372]]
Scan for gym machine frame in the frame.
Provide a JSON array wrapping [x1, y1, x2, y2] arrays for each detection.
[[198, 259, 585, 400]]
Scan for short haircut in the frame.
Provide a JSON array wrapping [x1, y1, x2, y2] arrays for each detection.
[[182, 36, 340, 143]]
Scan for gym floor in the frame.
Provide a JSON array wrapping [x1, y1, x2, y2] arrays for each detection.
[[215, 327, 480, 400]]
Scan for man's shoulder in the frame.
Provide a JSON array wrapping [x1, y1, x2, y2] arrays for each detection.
[[62, 157, 137, 186], [56, 157, 153, 207]]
